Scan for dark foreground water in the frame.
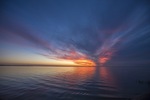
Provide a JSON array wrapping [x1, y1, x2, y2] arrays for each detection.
[[0, 66, 150, 100]]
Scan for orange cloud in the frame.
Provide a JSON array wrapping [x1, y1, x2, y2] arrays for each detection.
[[98, 50, 114, 65], [99, 57, 110, 64], [56, 50, 96, 66], [74, 58, 96, 66]]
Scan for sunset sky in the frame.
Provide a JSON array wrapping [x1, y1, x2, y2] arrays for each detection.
[[0, 0, 150, 66]]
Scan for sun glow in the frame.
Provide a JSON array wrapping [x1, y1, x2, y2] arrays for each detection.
[[73, 58, 96, 66]]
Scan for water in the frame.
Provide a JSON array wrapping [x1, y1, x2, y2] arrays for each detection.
[[0, 66, 150, 100]]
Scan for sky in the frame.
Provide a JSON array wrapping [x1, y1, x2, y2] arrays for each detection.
[[0, 0, 150, 66]]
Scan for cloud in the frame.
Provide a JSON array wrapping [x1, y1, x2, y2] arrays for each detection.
[[1, 0, 150, 66]]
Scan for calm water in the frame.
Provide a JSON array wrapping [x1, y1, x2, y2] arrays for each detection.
[[0, 66, 150, 100]]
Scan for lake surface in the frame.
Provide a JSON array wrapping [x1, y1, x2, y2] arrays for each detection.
[[0, 66, 150, 100]]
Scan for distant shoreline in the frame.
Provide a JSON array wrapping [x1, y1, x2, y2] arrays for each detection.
[[0, 65, 96, 67]]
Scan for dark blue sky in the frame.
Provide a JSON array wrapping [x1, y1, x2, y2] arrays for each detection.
[[0, 0, 150, 66]]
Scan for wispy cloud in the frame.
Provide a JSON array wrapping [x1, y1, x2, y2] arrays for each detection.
[[1, 0, 150, 66]]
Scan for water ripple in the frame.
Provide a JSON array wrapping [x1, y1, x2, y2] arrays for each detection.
[[2, 66, 148, 100]]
